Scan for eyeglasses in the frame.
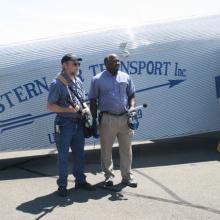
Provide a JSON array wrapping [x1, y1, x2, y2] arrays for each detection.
[[73, 62, 80, 67]]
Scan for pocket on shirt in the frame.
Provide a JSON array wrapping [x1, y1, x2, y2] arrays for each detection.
[[119, 82, 128, 103], [119, 82, 127, 94]]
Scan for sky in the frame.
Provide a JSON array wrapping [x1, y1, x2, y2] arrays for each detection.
[[0, 0, 220, 45]]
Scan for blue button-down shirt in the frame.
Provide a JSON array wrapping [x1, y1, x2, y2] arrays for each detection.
[[48, 72, 85, 118], [88, 70, 135, 114]]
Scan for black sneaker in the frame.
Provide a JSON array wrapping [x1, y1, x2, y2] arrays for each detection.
[[121, 179, 138, 188], [104, 177, 114, 187], [75, 181, 96, 191], [57, 186, 67, 197]]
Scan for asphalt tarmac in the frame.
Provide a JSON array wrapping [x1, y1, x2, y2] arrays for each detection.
[[0, 135, 220, 220]]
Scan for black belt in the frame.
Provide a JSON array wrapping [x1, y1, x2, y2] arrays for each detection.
[[101, 111, 127, 116], [58, 116, 81, 123], [57, 115, 82, 123], [71, 118, 82, 123]]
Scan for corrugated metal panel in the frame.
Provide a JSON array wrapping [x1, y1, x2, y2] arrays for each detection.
[[0, 15, 220, 152]]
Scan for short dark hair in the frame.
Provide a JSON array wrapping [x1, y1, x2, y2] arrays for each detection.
[[104, 56, 108, 66]]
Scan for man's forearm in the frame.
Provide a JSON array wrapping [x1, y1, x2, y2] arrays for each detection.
[[90, 99, 97, 119], [47, 102, 77, 113], [128, 94, 136, 108]]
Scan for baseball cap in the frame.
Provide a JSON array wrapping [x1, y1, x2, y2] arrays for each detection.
[[61, 54, 82, 64]]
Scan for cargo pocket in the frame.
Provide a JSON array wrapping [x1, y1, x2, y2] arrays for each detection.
[[54, 117, 61, 148]]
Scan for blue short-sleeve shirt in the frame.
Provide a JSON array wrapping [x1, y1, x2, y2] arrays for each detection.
[[88, 70, 135, 114], [48, 72, 85, 118]]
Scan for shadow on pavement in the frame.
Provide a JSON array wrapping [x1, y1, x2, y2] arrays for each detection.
[[2, 136, 219, 219], [16, 182, 127, 220]]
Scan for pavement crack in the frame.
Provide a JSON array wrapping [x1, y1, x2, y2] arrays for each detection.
[[133, 169, 186, 202], [125, 191, 220, 215]]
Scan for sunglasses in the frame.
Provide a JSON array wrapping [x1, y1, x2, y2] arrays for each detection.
[[73, 62, 80, 67]]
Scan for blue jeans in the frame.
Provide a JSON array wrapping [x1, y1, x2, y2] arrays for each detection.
[[54, 115, 86, 187]]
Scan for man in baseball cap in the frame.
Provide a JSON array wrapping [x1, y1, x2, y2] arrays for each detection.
[[47, 54, 95, 197]]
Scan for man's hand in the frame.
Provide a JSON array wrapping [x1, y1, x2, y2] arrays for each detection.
[[128, 106, 136, 113], [67, 105, 80, 113], [128, 94, 136, 113], [47, 102, 80, 113], [128, 106, 137, 118]]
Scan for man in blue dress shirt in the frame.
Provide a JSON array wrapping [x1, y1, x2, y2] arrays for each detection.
[[89, 54, 137, 187]]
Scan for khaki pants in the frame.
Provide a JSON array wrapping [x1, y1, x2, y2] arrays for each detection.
[[99, 113, 134, 180]]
